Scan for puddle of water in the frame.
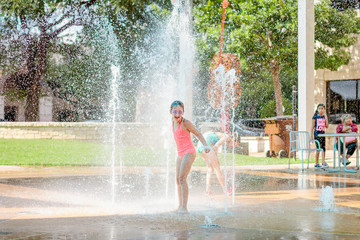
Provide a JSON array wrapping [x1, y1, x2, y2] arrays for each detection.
[[199, 224, 219, 228], [199, 215, 219, 228]]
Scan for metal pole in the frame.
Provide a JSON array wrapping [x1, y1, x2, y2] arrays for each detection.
[[292, 85, 297, 159], [292, 85, 297, 131], [219, 0, 229, 64]]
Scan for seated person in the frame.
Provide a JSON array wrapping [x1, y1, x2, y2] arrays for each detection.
[[336, 114, 358, 165]]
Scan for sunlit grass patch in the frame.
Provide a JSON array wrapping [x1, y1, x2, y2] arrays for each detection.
[[0, 139, 315, 166], [0, 139, 173, 166]]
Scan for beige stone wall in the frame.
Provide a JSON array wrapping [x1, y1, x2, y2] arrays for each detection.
[[241, 136, 270, 153], [0, 122, 173, 149]]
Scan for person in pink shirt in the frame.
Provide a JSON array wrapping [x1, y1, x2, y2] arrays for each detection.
[[170, 100, 210, 213], [336, 114, 358, 165]]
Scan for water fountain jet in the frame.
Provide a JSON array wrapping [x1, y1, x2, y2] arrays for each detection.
[[207, 0, 242, 211], [319, 185, 336, 211], [109, 65, 121, 205], [200, 215, 219, 228]]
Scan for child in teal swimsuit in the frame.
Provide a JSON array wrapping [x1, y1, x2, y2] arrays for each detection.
[[197, 132, 221, 153], [197, 132, 234, 195]]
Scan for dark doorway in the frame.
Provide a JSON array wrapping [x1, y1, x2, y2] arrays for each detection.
[[4, 106, 17, 121], [327, 80, 359, 124]]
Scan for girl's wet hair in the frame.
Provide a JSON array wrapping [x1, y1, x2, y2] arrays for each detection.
[[313, 103, 326, 117], [170, 100, 184, 111]]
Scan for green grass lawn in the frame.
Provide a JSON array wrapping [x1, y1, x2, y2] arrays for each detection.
[[0, 139, 314, 166]]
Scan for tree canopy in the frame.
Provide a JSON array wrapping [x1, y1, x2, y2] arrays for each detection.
[[315, 0, 360, 70], [1, 0, 360, 122], [0, 0, 98, 120], [0, 0, 172, 121], [193, 0, 360, 119]]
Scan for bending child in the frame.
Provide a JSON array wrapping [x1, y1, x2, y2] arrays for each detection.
[[197, 132, 234, 195]]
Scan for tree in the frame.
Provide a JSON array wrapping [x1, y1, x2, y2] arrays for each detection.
[[45, 17, 120, 120], [1, 0, 175, 122], [0, 0, 97, 121], [315, 0, 360, 70], [102, 0, 172, 121], [194, 0, 360, 118], [194, 0, 298, 117]]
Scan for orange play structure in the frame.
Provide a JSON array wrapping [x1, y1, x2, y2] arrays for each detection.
[[207, 0, 242, 133]]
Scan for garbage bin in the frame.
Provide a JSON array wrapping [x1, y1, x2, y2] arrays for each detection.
[[262, 116, 297, 158]]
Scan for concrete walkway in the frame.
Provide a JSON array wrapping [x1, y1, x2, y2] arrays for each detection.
[[0, 164, 360, 239]]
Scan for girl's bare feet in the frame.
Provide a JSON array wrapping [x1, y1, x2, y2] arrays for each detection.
[[172, 206, 181, 212], [175, 207, 188, 213]]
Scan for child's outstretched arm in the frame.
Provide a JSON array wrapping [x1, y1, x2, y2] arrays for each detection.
[[183, 120, 210, 153], [213, 133, 227, 152]]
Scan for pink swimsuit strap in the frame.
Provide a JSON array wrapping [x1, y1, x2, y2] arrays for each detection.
[[172, 119, 196, 159]]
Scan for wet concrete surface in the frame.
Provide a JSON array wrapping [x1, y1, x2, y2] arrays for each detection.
[[0, 165, 360, 239]]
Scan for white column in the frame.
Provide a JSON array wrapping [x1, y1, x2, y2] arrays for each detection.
[[18, 104, 26, 121], [0, 96, 4, 120], [39, 96, 53, 121], [298, 0, 315, 133]]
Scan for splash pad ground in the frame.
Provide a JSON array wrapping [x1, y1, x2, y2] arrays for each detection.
[[1, 164, 360, 240]]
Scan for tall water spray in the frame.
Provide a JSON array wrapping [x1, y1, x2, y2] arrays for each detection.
[[174, 0, 194, 119], [136, 0, 194, 121], [213, 64, 239, 210], [109, 65, 121, 204], [98, 0, 195, 209], [135, 0, 195, 203], [91, 17, 122, 205], [206, 0, 241, 211]]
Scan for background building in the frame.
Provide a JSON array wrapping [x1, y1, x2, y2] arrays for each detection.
[[0, 73, 80, 122]]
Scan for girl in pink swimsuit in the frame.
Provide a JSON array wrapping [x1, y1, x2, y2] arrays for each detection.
[[170, 100, 210, 213]]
